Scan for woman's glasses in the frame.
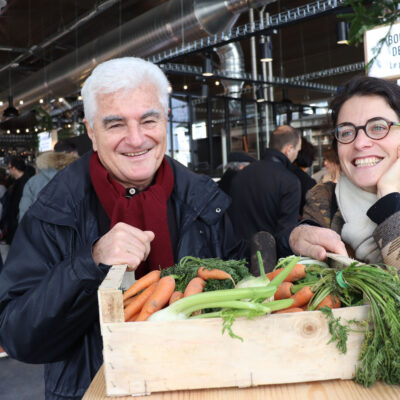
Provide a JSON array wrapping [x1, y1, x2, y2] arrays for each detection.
[[334, 117, 400, 144]]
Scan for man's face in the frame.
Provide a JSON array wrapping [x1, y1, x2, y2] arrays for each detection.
[[288, 139, 301, 163], [85, 84, 168, 190], [8, 164, 17, 179]]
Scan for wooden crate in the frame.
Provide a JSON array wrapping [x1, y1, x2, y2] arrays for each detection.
[[98, 265, 368, 397]]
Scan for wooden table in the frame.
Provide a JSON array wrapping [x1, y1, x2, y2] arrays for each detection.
[[83, 365, 400, 400]]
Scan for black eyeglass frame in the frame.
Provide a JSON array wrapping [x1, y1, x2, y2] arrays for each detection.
[[333, 117, 400, 144]]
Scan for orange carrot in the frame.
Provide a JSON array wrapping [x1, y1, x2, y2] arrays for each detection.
[[123, 295, 137, 308], [183, 277, 206, 297], [169, 291, 184, 305], [135, 276, 176, 321], [274, 282, 293, 300], [289, 286, 314, 308], [127, 312, 140, 322], [274, 307, 304, 314], [123, 270, 161, 301], [124, 282, 158, 321], [316, 294, 341, 310], [197, 267, 235, 285], [266, 264, 306, 283]]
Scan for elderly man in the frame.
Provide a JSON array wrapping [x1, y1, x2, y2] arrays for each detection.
[[0, 57, 245, 400]]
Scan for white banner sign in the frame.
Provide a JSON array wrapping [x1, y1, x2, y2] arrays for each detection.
[[364, 22, 400, 80]]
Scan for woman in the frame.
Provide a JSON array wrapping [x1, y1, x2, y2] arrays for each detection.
[[288, 75, 400, 269]]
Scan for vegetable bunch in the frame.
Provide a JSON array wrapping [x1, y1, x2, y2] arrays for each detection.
[[123, 256, 251, 322]]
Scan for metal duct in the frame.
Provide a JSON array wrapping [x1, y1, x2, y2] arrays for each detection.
[[214, 43, 245, 105], [0, 0, 277, 112]]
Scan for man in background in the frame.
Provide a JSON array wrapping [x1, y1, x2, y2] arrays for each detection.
[[218, 151, 255, 196], [0, 156, 32, 244], [229, 125, 302, 260]]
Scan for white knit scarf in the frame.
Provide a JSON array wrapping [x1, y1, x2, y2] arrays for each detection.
[[335, 174, 382, 263]]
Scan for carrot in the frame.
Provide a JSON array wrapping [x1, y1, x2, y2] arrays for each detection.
[[135, 276, 176, 321], [289, 286, 314, 308], [316, 294, 341, 310], [123, 270, 161, 301], [169, 291, 184, 305], [197, 267, 235, 285], [183, 277, 206, 297], [127, 312, 140, 322], [266, 264, 306, 283], [274, 282, 293, 300], [123, 295, 137, 308], [124, 281, 158, 321], [274, 307, 304, 314]]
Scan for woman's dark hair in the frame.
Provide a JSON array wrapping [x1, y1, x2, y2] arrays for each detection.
[[294, 137, 317, 168], [329, 75, 400, 151]]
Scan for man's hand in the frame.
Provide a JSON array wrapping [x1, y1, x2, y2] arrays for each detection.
[[377, 145, 400, 199], [92, 222, 155, 270], [289, 224, 348, 261]]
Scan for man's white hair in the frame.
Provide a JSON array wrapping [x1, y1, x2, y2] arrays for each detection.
[[81, 57, 170, 128]]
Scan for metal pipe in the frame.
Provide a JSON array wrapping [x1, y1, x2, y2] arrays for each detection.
[[0, 0, 277, 112]]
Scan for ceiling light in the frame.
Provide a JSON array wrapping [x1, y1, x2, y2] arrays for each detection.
[[25, 128, 30, 132], [77, 95, 82, 101], [39, 98, 44, 104], [0, 101, 3, 106], [58, 97, 64, 102], [215, 81, 220, 86], [3, 96, 19, 118], [337, 21, 349, 45], [260, 38, 273, 62], [16, 129, 20, 133], [183, 84, 188, 90], [19, 99, 24, 105], [202, 57, 213, 77]]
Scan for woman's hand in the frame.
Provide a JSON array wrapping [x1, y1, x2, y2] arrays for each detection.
[[289, 224, 348, 261], [377, 145, 400, 199]]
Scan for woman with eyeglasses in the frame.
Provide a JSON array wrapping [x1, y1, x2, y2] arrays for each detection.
[[285, 75, 400, 268]]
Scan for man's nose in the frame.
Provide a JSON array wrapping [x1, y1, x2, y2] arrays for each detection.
[[125, 123, 144, 146]]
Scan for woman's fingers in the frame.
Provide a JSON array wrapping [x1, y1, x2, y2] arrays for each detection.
[[289, 225, 348, 260]]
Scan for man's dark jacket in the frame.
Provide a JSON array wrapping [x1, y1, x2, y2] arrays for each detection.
[[0, 151, 245, 400], [228, 148, 301, 246]]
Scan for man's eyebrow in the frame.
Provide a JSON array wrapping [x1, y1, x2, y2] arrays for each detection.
[[102, 115, 125, 127], [141, 109, 162, 119]]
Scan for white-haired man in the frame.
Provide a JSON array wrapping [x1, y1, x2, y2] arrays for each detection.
[[0, 57, 245, 400]]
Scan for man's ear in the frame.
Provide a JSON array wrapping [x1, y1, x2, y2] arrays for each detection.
[[281, 144, 292, 159], [84, 119, 97, 151]]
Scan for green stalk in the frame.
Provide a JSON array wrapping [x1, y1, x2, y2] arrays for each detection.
[[148, 285, 277, 321], [257, 250, 266, 276], [184, 300, 271, 316]]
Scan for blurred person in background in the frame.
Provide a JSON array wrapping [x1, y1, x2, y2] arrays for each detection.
[[19, 142, 79, 221], [229, 125, 302, 260], [0, 156, 31, 245], [291, 136, 317, 217], [218, 151, 255, 196]]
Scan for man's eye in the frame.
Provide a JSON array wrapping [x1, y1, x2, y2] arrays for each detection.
[[143, 119, 157, 126], [108, 123, 122, 129]]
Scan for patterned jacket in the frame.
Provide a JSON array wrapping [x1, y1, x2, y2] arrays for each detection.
[[302, 182, 400, 269]]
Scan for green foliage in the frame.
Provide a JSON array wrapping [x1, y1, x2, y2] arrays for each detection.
[[342, 0, 400, 69], [160, 256, 250, 293]]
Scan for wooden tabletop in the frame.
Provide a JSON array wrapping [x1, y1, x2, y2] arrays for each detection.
[[83, 365, 400, 400]]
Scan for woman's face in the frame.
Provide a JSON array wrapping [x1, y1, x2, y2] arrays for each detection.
[[337, 95, 400, 193]]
